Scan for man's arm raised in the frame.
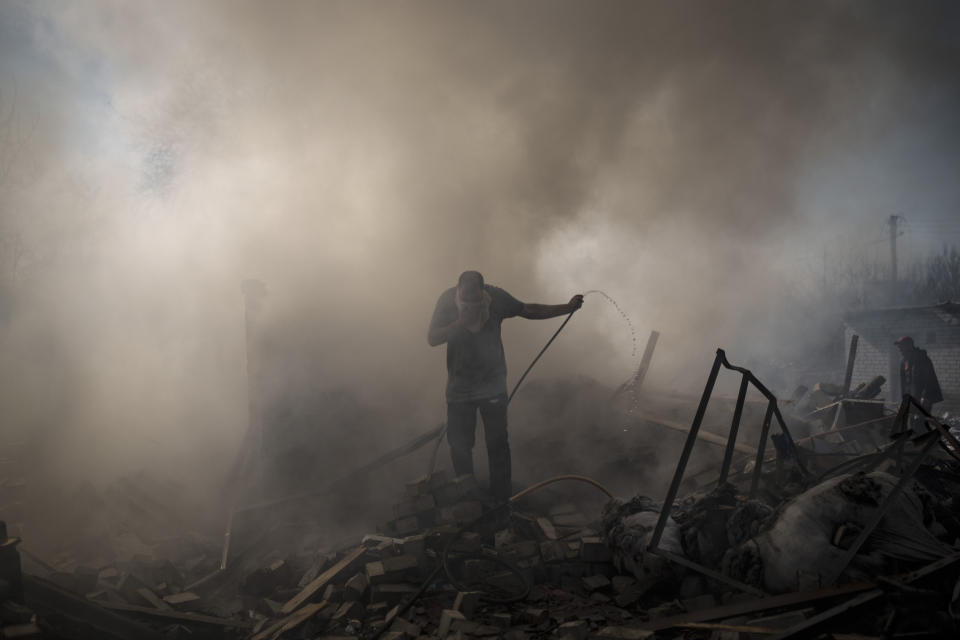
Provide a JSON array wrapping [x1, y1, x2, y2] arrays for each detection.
[[518, 294, 584, 320]]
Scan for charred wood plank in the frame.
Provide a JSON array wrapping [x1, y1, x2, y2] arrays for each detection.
[[280, 546, 364, 614], [98, 601, 251, 628]]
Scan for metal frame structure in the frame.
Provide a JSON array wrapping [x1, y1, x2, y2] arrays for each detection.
[[646, 348, 810, 594], [647, 378, 960, 596], [821, 429, 941, 587], [890, 394, 960, 461]]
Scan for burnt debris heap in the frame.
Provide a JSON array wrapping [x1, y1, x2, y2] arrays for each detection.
[[6, 347, 960, 640]]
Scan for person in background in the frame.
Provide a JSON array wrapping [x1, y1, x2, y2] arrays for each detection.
[[895, 335, 943, 430], [428, 270, 583, 502]]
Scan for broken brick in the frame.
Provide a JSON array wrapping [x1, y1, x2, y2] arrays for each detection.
[[343, 571, 369, 600]]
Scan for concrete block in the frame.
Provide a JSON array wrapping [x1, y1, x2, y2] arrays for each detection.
[[432, 475, 478, 506], [370, 583, 419, 605], [406, 474, 430, 498], [392, 516, 420, 536], [382, 554, 418, 573], [400, 534, 426, 558], [365, 560, 387, 584], [427, 468, 455, 488], [344, 571, 369, 600], [393, 500, 420, 519]]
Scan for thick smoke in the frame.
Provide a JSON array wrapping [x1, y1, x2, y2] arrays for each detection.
[[1, 1, 959, 535]]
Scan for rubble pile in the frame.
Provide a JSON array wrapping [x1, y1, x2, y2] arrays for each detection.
[[17, 469, 668, 639], [8, 356, 960, 638], [15, 454, 960, 639]]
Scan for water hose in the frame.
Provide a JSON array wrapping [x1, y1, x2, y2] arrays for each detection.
[[507, 309, 578, 405]]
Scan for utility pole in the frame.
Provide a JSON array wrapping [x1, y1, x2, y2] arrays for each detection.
[[888, 214, 900, 303]]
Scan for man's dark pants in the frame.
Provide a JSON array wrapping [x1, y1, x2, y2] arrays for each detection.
[[447, 393, 511, 502]]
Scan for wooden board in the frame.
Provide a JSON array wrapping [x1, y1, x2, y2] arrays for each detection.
[[634, 414, 758, 455], [99, 601, 251, 628], [280, 546, 364, 614], [252, 601, 327, 640]]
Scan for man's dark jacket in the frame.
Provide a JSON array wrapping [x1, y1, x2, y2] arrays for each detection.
[[900, 348, 944, 405]]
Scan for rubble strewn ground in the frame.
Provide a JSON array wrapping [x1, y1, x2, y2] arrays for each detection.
[[5, 371, 960, 639]]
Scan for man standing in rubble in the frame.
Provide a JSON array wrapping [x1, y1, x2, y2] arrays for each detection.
[[428, 271, 583, 502], [895, 336, 943, 427]]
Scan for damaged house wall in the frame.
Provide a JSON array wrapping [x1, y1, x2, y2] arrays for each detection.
[[844, 302, 960, 412]]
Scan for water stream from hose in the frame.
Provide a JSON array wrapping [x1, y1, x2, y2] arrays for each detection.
[[583, 289, 645, 417], [583, 289, 638, 360]]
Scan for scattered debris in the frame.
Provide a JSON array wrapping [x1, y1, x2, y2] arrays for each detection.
[[6, 348, 960, 638]]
